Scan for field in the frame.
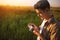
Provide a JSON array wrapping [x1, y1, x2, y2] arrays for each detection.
[[0, 6, 60, 40]]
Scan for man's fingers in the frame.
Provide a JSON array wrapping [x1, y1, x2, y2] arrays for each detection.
[[33, 30, 40, 36]]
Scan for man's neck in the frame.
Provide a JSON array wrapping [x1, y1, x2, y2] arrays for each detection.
[[44, 15, 54, 23]]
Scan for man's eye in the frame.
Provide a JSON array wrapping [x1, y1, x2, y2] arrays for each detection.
[[40, 12, 42, 13]]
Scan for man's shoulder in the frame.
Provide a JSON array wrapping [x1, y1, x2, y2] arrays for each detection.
[[50, 20, 60, 28], [49, 17, 60, 28], [47, 19, 60, 32]]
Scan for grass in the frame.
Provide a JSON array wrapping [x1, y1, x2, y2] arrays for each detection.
[[0, 6, 60, 40]]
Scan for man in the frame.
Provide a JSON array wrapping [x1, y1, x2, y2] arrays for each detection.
[[28, 0, 60, 40]]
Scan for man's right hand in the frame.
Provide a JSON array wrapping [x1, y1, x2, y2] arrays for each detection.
[[28, 23, 46, 40], [28, 23, 40, 36]]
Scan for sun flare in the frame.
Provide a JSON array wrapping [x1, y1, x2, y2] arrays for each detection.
[[0, 0, 60, 7], [0, 0, 39, 6]]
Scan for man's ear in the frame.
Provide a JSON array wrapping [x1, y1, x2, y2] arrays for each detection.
[[45, 8, 49, 13]]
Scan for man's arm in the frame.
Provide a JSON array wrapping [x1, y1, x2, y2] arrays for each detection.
[[28, 23, 46, 40], [50, 24, 60, 40], [33, 27, 46, 40]]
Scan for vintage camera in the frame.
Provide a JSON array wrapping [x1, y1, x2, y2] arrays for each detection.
[[28, 23, 34, 32]]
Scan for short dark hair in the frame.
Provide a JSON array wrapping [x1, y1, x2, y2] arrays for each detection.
[[34, 0, 50, 10]]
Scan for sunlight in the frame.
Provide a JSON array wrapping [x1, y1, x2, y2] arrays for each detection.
[[0, 0, 60, 7], [0, 0, 39, 6]]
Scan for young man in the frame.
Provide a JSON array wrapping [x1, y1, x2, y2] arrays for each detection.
[[28, 0, 60, 40]]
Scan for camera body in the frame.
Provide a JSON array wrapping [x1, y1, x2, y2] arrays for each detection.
[[28, 24, 34, 32]]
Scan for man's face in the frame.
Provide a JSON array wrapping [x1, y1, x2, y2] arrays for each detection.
[[35, 9, 47, 20]]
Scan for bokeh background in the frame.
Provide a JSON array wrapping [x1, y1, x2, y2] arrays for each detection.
[[0, 0, 60, 40]]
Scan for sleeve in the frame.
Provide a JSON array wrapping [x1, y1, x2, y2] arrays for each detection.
[[37, 36, 41, 40], [50, 24, 59, 40]]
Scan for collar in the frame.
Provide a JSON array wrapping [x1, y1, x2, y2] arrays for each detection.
[[45, 16, 56, 26]]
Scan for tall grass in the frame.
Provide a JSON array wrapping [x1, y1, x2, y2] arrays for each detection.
[[0, 6, 60, 40]]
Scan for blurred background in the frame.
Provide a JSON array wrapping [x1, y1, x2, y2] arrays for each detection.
[[0, 0, 60, 40]]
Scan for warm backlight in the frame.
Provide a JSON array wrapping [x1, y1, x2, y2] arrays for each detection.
[[0, 0, 39, 6]]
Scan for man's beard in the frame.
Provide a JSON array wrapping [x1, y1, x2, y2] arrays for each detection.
[[37, 15, 44, 20], [40, 17, 44, 20]]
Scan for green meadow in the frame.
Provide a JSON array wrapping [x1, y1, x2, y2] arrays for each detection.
[[0, 6, 60, 40]]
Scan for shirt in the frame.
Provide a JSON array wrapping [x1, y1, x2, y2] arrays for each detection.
[[39, 19, 47, 34], [37, 19, 47, 40]]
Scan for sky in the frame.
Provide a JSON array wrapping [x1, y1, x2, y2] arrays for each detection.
[[0, 0, 60, 7]]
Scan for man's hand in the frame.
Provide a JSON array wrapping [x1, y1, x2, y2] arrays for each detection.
[[28, 23, 39, 32], [33, 30, 46, 40], [33, 29, 40, 36], [28, 23, 46, 40], [28, 23, 40, 36]]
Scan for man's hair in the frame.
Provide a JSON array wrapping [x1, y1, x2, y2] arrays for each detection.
[[34, 0, 50, 10]]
